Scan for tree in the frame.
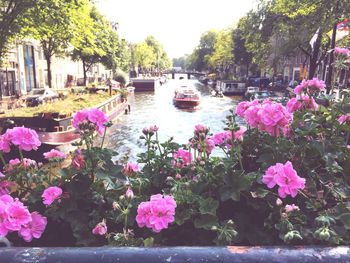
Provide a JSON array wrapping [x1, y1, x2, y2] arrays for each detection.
[[22, 0, 85, 88], [188, 30, 218, 72], [0, 0, 36, 67], [208, 29, 234, 77], [233, 21, 253, 77]]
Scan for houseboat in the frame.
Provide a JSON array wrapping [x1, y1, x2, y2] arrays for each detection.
[[0, 94, 130, 146], [173, 86, 201, 109], [216, 80, 247, 96]]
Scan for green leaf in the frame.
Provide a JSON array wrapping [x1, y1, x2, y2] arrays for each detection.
[[194, 214, 219, 230], [143, 237, 154, 247], [175, 209, 192, 225], [339, 213, 350, 230], [199, 198, 219, 216], [221, 175, 252, 201]]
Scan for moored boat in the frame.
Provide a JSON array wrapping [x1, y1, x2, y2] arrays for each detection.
[[216, 80, 246, 96], [0, 94, 130, 146], [173, 86, 201, 109]]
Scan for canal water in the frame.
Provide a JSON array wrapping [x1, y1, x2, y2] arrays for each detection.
[[105, 76, 243, 162]]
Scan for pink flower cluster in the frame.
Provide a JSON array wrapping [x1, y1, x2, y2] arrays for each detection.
[[0, 127, 41, 153], [136, 194, 176, 233], [172, 148, 192, 168], [262, 161, 305, 198], [285, 204, 299, 213], [236, 100, 292, 137], [0, 194, 47, 242], [286, 96, 319, 113], [43, 149, 66, 160], [142, 125, 159, 135], [211, 126, 247, 148], [42, 186, 63, 205], [122, 162, 140, 176], [338, 114, 350, 124], [6, 158, 37, 171], [72, 108, 108, 135], [92, 220, 107, 235], [293, 78, 326, 95], [334, 47, 350, 56]]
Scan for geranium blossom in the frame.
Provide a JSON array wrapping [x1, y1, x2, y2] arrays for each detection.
[[4, 127, 41, 151], [172, 148, 192, 168], [338, 114, 350, 124], [262, 161, 305, 198], [122, 162, 140, 176], [136, 194, 176, 233], [42, 186, 63, 205], [334, 47, 350, 56], [43, 149, 67, 160], [72, 108, 108, 135], [293, 78, 326, 95], [0, 133, 11, 153], [92, 220, 107, 235], [19, 212, 47, 242]]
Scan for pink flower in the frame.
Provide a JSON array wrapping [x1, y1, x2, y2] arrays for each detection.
[[43, 149, 67, 160], [262, 163, 284, 188], [22, 158, 37, 168], [262, 161, 305, 198], [0, 172, 4, 178], [136, 194, 176, 233], [234, 126, 247, 141], [122, 162, 140, 176], [149, 125, 159, 133], [5, 127, 41, 152], [285, 204, 300, 213], [334, 47, 350, 56], [87, 108, 108, 135], [0, 133, 11, 153], [3, 200, 32, 231], [287, 98, 302, 113], [338, 114, 350, 124], [212, 131, 228, 145], [42, 186, 63, 205], [244, 103, 261, 128], [125, 187, 134, 199], [73, 108, 108, 136], [205, 138, 215, 155], [194, 124, 207, 134], [19, 212, 47, 242], [301, 95, 319, 111], [72, 150, 85, 170], [92, 220, 107, 235], [173, 148, 192, 168], [0, 181, 15, 195], [293, 78, 326, 95]]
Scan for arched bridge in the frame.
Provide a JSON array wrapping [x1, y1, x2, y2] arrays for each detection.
[[163, 70, 206, 80]]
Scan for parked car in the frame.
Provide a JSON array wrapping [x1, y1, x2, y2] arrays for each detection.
[[24, 89, 59, 107], [244, 86, 260, 98]]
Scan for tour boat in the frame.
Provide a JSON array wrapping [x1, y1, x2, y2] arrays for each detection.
[[173, 86, 201, 109]]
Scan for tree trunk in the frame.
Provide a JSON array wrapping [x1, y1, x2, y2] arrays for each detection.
[[308, 31, 323, 79], [82, 59, 87, 86], [46, 56, 52, 89]]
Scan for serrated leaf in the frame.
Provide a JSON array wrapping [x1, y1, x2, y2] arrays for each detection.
[[339, 213, 350, 229], [199, 198, 219, 215]]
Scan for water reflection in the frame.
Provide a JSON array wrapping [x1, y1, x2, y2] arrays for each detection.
[[105, 78, 242, 161]]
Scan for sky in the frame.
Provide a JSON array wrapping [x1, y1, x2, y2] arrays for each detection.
[[96, 0, 257, 59]]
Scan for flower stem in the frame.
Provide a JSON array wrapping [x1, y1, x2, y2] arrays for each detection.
[[0, 153, 6, 166]]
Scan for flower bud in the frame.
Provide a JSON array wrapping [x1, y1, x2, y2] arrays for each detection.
[[112, 201, 121, 210], [125, 188, 134, 200], [276, 198, 283, 206], [175, 174, 182, 180]]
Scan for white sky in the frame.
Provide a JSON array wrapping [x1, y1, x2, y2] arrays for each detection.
[[96, 0, 257, 59]]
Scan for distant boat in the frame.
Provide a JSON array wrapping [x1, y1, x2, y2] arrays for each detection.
[[216, 80, 246, 96], [173, 86, 201, 109]]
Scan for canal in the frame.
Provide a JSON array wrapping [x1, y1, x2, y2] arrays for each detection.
[[105, 77, 243, 162]]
